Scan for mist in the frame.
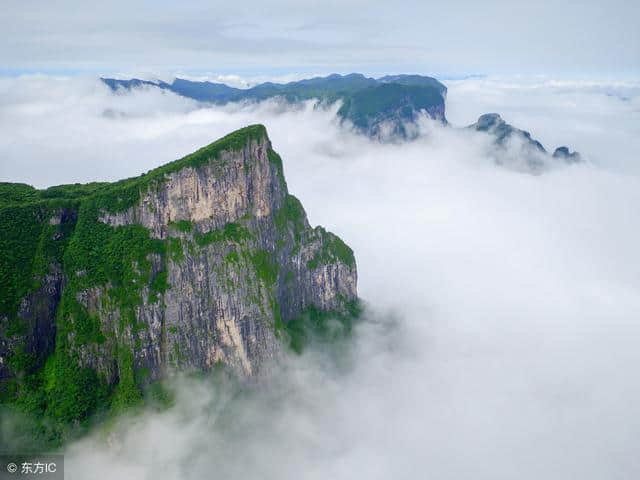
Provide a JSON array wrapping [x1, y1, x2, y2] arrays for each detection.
[[1, 75, 639, 479]]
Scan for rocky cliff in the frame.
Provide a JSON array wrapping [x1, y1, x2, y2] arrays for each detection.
[[0, 125, 357, 424]]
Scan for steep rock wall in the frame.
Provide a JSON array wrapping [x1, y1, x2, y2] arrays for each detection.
[[0, 125, 357, 420]]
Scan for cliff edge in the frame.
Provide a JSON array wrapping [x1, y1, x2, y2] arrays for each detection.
[[0, 125, 357, 425]]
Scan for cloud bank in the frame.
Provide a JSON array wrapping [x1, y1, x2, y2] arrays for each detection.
[[1, 75, 639, 479]]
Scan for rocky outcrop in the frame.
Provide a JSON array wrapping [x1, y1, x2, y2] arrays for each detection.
[[0, 125, 357, 412], [470, 113, 547, 153], [468, 113, 582, 172], [552, 146, 581, 163]]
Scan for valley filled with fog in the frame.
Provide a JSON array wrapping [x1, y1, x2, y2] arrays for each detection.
[[1, 75, 639, 479]]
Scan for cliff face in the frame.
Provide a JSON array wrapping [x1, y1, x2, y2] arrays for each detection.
[[337, 82, 447, 140], [0, 125, 357, 420]]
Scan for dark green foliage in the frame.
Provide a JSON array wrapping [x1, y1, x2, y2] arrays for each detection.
[[0, 201, 77, 340], [267, 148, 287, 189], [0, 183, 39, 205], [111, 349, 142, 412], [194, 222, 252, 246], [250, 250, 279, 287], [0, 204, 45, 318], [67, 300, 105, 345], [169, 219, 194, 233], [225, 251, 240, 264], [338, 83, 444, 130], [42, 352, 108, 425], [283, 300, 362, 354], [307, 227, 356, 270], [60, 202, 165, 330], [167, 237, 184, 262], [2, 199, 167, 437], [39, 182, 113, 201], [149, 270, 169, 303], [6, 345, 38, 373], [274, 194, 306, 246]]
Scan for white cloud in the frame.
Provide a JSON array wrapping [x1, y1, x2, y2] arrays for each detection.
[[2, 1, 639, 74], [445, 76, 640, 174], [1, 75, 639, 479]]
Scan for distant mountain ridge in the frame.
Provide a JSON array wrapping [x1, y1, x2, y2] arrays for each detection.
[[102, 73, 448, 139], [102, 73, 582, 172], [467, 113, 582, 172]]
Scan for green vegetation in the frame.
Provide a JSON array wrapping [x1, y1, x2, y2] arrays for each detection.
[[0, 203, 167, 438], [167, 237, 184, 262], [0, 182, 39, 204], [267, 148, 287, 189], [0, 204, 49, 318], [338, 83, 444, 130], [307, 227, 356, 270], [103, 74, 448, 136], [103, 74, 448, 139], [194, 222, 252, 246], [111, 348, 142, 412], [0, 125, 268, 213], [169, 219, 194, 233], [42, 352, 108, 425], [283, 300, 362, 354], [149, 270, 169, 303], [274, 194, 306, 248], [250, 250, 279, 287], [225, 251, 240, 264], [1, 125, 270, 438], [0, 122, 359, 451]]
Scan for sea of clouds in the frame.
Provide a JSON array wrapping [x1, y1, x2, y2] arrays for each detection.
[[1, 74, 639, 479]]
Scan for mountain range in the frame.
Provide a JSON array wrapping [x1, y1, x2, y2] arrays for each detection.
[[103, 73, 581, 171], [103, 73, 448, 139]]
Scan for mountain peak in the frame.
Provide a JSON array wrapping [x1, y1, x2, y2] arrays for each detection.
[[475, 113, 504, 130], [1, 126, 358, 423], [552, 146, 581, 163]]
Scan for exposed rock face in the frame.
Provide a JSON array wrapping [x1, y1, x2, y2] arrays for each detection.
[[470, 113, 547, 153], [0, 125, 357, 402], [0, 263, 64, 384], [0, 206, 76, 387]]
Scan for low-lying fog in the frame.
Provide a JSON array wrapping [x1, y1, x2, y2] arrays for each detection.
[[1, 75, 639, 479]]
